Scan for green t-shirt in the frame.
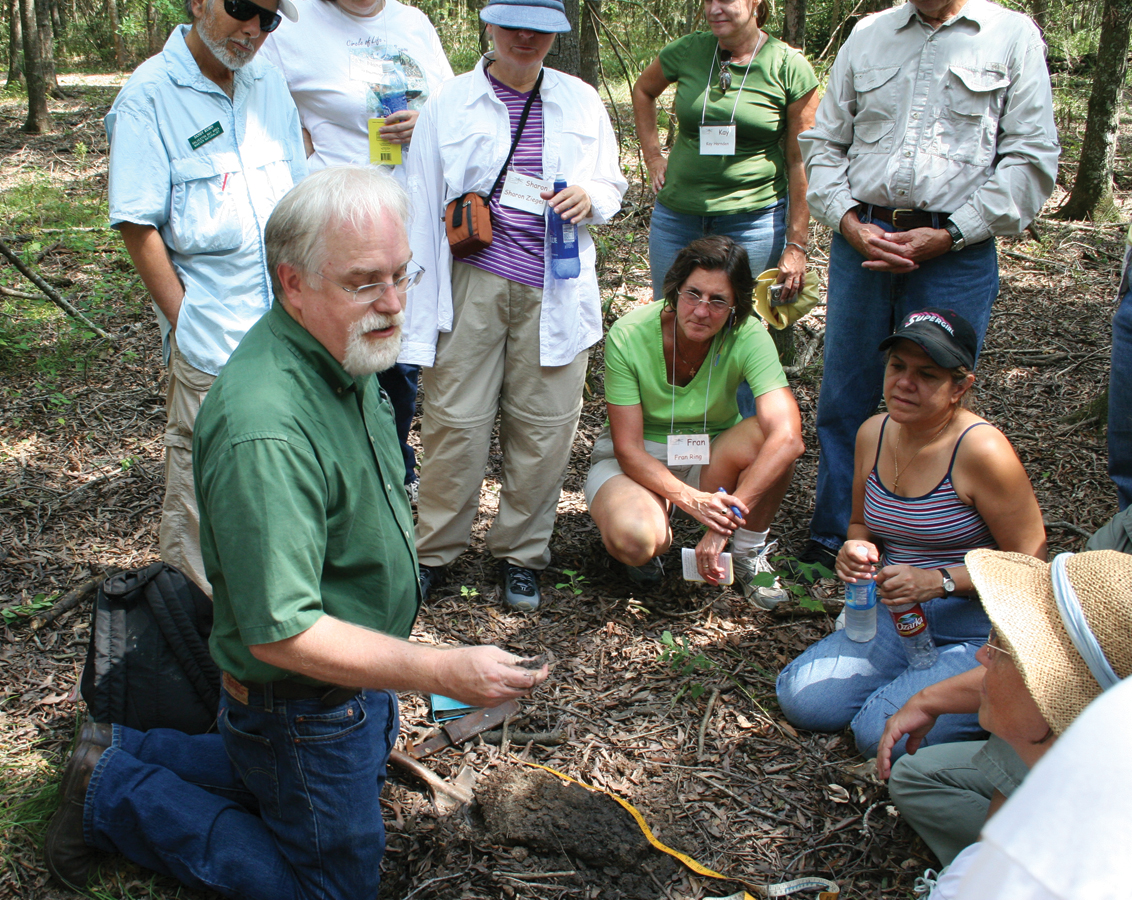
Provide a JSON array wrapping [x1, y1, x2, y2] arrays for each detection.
[[657, 31, 818, 216], [194, 302, 420, 685], [603, 301, 789, 443]]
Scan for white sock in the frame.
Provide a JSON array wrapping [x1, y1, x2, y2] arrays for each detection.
[[731, 527, 770, 556]]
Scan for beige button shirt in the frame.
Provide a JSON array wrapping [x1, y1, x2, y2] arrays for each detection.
[[800, 0, 1059, 246]]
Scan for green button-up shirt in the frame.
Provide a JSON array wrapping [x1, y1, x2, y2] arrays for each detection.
[[194, 301, 420, 685]]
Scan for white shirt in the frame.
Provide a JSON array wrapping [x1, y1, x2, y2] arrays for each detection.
[[800, 0, 1059, 246], [950, 677, 1132, 900], [401, 57, 627, 367], [259, 0, 452, 178], [105, 26, 307, 375]]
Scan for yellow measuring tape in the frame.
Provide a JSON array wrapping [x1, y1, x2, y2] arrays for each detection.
[[514, 758, 839, 900]]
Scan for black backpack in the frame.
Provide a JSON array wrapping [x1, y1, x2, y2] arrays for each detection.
[[80, 562, 221, 734]]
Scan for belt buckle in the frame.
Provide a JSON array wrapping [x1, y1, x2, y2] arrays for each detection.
[[890, 208, 916, 230]]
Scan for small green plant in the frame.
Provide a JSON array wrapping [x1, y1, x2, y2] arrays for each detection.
[[554, 568, 586, 596], [747, 555, 835, 612], [0, 594, 56, 624], [74, 140, 89, 166], [459, 584, 478, 600], [658, 630, 715, 703]]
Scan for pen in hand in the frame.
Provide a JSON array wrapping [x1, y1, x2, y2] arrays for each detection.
[[718, 486, 742, 519]]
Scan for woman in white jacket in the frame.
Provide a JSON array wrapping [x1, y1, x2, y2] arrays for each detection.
[[403, 0, 626, 611]]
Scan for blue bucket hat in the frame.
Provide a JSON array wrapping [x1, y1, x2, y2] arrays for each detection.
[[480, 0, 571, 33]]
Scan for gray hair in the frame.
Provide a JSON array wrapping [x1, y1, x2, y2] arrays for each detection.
[[265, 165, 410, 301]]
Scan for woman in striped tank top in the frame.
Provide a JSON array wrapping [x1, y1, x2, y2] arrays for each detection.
[[777, 308, 1046, 759]]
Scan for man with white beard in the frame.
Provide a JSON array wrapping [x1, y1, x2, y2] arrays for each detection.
[[43, 167, 547, 898], [104, 0, 307, 593]]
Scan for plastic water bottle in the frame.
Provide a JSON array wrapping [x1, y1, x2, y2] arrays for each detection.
[[382, 66, 408, 115], [843, 580, 877, 643], [889, 602, 939, 669], [548, 174, 580, 280]]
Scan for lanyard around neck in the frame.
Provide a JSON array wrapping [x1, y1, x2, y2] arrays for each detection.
[[669, 314, 716, 437], [701, 34, 763, 126]]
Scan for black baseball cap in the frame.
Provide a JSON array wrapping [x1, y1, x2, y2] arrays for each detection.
[[878, 307, 977, 369]]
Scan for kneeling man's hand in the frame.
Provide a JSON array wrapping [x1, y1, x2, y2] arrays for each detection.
[[438, 646, 549, 709]]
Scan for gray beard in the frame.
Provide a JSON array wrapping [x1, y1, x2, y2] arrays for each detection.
[[199, 27, 253, 70], [342, 310, 405, 376]]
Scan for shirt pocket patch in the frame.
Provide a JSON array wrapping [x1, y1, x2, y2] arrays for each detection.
[[851, 65, 901, 155], [168, 156, 244, 256], [937, 64, 1010, 166]]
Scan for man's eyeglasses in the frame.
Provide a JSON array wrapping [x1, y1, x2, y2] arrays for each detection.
[[223, 0, 283, 33], [719, 50, 733, 93], [318, 264, 425, 304], [678, 288, 732, 312], [984, 629, 1011, 658]]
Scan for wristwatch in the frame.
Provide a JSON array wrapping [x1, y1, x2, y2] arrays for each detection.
[[945, 221, 966, 252], [939, 568, 956, 595]]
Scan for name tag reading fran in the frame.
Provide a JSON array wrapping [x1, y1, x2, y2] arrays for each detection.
[[500, 170, 552, 215], [699, 123, 736, 156], [667, 433, 711, 466]]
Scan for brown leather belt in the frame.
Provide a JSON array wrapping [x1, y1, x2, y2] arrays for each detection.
[[856, 203, 952, 230], [223, 671, 359, 707]]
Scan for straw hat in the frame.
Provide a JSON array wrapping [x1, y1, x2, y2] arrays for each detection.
[[966, 549, 1132, 734]]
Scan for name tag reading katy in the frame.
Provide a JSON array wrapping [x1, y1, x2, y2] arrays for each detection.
[[667, 433, 711, 466], [699, 123, 736, 156], [500, 170, 552, 215]]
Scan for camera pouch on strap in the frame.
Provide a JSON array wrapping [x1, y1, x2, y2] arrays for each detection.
[[80, 562, 221, 734], [443, 69, 544, 259], [445, 192, 494, 258]]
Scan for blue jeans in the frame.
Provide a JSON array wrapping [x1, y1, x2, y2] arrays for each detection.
[[85, 689, 399, 899], [809, 220, 998, 550], [776, 595, 990, 759], [1110, 252, 1132, 509], [649, 198, 787, 417], [378, 363, 420, 485]]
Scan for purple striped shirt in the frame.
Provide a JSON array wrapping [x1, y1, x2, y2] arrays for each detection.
[[464, 71, 546, 290], [864, 418, 997, 570]]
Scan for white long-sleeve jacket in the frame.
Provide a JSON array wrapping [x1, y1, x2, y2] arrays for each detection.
[[400, 57, 627, 367]]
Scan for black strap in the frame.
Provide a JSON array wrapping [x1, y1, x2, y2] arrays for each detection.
[[145, 568, 221, 711], [487, 68, 545, 201]]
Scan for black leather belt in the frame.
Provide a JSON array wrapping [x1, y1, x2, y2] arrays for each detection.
[[856, 203, 952, 230], [223, 671, 359, 707]]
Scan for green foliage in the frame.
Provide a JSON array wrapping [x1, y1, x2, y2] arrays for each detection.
[[554, 568, 587, 596], [658, 630, 714, 704], [764, 554, 834, 612], [0, 594, 56, 623], [0, 176, 107, 233], [459, 584, 479, 600]]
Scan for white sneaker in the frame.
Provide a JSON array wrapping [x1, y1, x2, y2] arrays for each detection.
[[733, 540, 789, 610], [404, 480, 419, 506]]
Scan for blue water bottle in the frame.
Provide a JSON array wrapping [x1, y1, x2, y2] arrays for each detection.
[[548, 174, 580, 280]]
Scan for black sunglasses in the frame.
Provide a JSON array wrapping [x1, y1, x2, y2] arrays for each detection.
[[223, 0, 282, 32], [719, 50, 732, 93]]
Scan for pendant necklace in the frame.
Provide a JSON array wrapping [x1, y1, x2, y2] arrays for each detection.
[[892, 414, 953, 492]]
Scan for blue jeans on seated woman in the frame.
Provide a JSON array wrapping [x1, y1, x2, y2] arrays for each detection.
[[776, 594, 990, 760], [649, 198, 787, 419], [85, 688, 399, 899]]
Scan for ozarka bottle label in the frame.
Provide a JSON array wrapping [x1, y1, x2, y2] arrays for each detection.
[[892, 604, 928, 637]]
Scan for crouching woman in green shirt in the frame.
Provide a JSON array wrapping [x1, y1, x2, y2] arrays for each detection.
[[584, 236, 803, 603]]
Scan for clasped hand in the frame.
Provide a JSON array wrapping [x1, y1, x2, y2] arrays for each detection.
[[689, 490, 746, 585], [836, 540, 937, 606], [840, 212, 952, 273], [540, 184, 592, 224]]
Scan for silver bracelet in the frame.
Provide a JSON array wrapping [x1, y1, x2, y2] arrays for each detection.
[[785, 241, 808, 255]]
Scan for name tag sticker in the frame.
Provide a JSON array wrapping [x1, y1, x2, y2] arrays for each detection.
[[368, 118, 403, 165], [500, 170, 551, 214], [699, 123, 736, 156], [667, 433, 711, 466], [188, 121, 223, 151]]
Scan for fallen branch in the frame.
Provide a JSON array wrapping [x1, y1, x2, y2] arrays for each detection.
[[477, 728, 565, 746], [0, 285, 42, 300], [697, 688, 719, 760], [29, 567, 121, 631], [0, 237, 115, 341], [1044, 519, 1093, 540]]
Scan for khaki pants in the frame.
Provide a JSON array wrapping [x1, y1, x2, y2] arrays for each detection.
[[416, 262, 588, 571], [159, 333, 215, 595]]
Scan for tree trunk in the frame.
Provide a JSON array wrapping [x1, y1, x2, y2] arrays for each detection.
[[683, 0, 700, 35], [146, 0, 163, 57], [33, 0, 59, 96], [6, 0, 23, 88], [1030, 0, 1048, 34], [108, 0, 127, 68], [1059, 0, 1132, 221], [577, 0, 599, 89], [782, 0, 806, 48], [19, 0, 51, 133], [552, 0, 582, 78]]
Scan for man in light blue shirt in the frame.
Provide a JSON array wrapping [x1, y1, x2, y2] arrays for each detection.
[[105, 0, 307, 592]]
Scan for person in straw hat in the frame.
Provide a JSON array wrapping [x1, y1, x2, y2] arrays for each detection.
[[883, 548, 1132, 898]]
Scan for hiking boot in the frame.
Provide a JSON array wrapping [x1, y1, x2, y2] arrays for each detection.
[[782, 540, 839, 579], [625, 556, 663, 587], [499, 561, 540, 612], [44, 722, 113, 890], [404, 480, 419, 507], [419, 564, 446, 602], [733, 541, 789, 610]]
